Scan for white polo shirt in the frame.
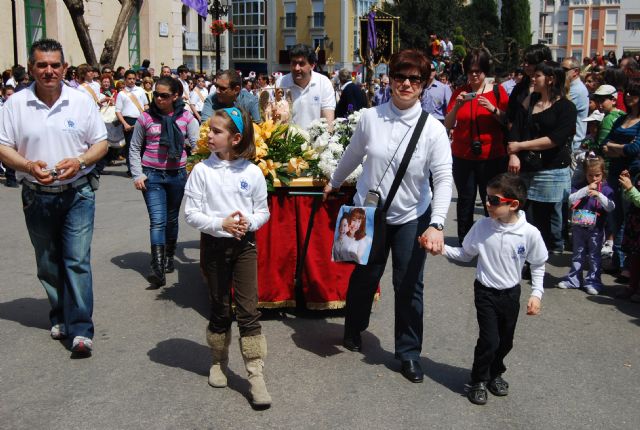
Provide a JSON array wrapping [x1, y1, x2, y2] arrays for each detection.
[[116, 85, 147, 118], [189, 87, 209, 112], [276, 71, 335, 129], [0, 83, 108, 184]]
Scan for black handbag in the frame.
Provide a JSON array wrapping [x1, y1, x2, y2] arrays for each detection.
[[365, 111, 429, 265], [518, 93, 544, 172]]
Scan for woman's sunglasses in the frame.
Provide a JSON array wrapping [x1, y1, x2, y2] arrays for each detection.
[[487, 195, 517, 206], [153, 91, 173, 99]]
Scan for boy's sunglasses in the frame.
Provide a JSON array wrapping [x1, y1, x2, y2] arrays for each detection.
[[487, 195, 517, 206]]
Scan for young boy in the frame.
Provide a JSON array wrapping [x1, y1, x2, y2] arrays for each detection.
[[440, 173, 548, 405]]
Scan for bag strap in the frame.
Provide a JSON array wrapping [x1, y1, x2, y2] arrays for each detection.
[[382, 111, 429, 212], [126, 90, 145, 113], [194, 87, 205, 102], [81, 83, 99, 104]]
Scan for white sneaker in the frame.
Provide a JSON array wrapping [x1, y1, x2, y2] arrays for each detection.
[[71, 336, 93, 354], [50, 324, 67, 340], [557, 281, 572, 289], [584, 286, 599, 295], [601, 240, 614, 257]]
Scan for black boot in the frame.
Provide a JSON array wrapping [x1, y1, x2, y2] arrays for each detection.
[[147, 245, 166, 288], [165, 240, 177, 273]]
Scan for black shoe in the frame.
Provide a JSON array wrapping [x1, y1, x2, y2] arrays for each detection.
[[165, 240, 177, 273], [467, 382, 488, 405], [5, 181, 19, 188], [400, 360, 424, 383], [488, 375, 509, 396], [343, 332, 362, 352]]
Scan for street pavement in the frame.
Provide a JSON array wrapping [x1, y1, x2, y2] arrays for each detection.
[[0, 165, 638, 430]]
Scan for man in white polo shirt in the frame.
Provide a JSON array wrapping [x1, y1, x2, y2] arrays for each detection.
[[0, 39, 108, 357], [276, 44, 335, 129], [116, 69, 148, 176]]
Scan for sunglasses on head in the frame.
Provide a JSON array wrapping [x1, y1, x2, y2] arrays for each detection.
[[153, 91, 173, 99], [487, 195, 517, 207]]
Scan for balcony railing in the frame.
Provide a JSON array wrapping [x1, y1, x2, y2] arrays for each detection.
[[183, 32, 225, 52]]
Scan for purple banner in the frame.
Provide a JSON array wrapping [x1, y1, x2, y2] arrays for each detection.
[[181, 0, 208, 18], [367, 11, 377, 53]]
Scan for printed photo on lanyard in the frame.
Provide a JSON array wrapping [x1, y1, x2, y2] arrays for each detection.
[[332, 205, 376, 265]]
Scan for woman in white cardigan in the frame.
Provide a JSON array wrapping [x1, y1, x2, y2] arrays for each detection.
[[323, 49, 453, 383]]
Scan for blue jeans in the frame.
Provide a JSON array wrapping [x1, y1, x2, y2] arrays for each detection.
[[344, 210, 429, 361], [142, 168, 187, 246], [22, 182, 96, 339]]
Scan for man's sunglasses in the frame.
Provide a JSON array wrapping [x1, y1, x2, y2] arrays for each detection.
[[487, 195, 517, 206], [153, 91, 173, 99]]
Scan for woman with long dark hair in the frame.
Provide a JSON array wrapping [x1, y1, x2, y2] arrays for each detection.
[[507, 62, 578, 253], [129, 77, 199, 287]]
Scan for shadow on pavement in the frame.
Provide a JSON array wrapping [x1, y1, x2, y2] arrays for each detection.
[[280, 314, 345, 358], [147, 338, 252, 403], [422, 357, 469, 395], [0, 297, 50, 331], [111, 251, 149, 280], [158, 261, 209, 319], [586, 295, 640, 326]]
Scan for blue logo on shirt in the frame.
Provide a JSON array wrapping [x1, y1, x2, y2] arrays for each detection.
[[240, 178, 250, 192], [517, 245, 526, 255]]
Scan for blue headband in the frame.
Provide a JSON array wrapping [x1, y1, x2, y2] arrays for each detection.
[[222, 107, 244, 134]]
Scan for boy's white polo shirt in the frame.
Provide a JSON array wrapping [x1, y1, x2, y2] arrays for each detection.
[[116, 85, 147, 118], [276, 71, 335, 129], [0, 83, 108, 184]]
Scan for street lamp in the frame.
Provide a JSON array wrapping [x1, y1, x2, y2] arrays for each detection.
[[208, 0, 232, 73]]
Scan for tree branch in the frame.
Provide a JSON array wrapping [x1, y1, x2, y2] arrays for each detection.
[[62, 0, 98, 66], [99, 0, 137, 67]]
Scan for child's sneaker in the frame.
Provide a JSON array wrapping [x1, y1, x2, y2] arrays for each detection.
[[50, 324, 67, 340], [601, 240, 614, 258], [584, 285, 599, 295], [71, 336, 93, 355], [488, 376, 509, 396], [557, 281, 575, 289]]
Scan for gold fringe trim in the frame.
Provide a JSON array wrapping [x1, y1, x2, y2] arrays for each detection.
[[305, 300, 346, 310], [257, 300, 297, 309]]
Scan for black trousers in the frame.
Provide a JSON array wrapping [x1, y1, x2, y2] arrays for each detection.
[[122, 116, 138, 174], [471, 280, 521, 383], [452, 156, 507, 244]]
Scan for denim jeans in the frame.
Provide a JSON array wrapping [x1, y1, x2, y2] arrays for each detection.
[[22, 182, 96, 339], [142, 167, 187, 246], [344, 210, 429, 361], [526, 200, 565, 252]]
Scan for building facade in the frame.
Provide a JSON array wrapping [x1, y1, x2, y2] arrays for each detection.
[[532, 0, 640, 62], [2, 1, 228, 74]]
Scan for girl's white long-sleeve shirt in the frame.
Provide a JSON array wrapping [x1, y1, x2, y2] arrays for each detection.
[[184, 154, 270, 237], [443, 211, 548, 299], [329, 101, 453, 226]]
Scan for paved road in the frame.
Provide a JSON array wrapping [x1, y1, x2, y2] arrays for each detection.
[[0, 166, 638, 429]]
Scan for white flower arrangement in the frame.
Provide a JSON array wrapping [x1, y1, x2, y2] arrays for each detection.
[[307, 111, 364, 183]]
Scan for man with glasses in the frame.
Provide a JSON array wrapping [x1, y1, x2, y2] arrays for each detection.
[[0, 39, 108, 357], [200, 69, 261, 123], [561, 58, 589, 183], [373, 74, 390, 106], [276, 44, 335, 129]]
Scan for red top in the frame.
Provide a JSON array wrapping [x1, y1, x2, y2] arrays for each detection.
[[447, 84, 510, 160], [616, 91, 627, 112]]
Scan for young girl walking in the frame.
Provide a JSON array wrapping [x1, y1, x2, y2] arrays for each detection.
[[183, 107, 271, 407], [558, 154, 615, 294]]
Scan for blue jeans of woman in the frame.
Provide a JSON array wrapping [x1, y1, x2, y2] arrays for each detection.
[[142, 167, 187, 246], [22, 182, 96, 339], [344, 210, 429, 361]]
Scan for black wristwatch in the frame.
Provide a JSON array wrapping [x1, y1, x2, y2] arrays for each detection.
[[429, 222, 444, 231]]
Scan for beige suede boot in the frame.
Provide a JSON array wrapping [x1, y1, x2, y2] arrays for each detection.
[[239, 334, 272, 407], [206, 328, 231, 388]]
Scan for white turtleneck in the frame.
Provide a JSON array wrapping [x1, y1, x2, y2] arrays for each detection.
[[330, 101, 453, 225]]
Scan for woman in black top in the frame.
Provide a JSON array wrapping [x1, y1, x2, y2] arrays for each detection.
[[507, 61, 577, 253]]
